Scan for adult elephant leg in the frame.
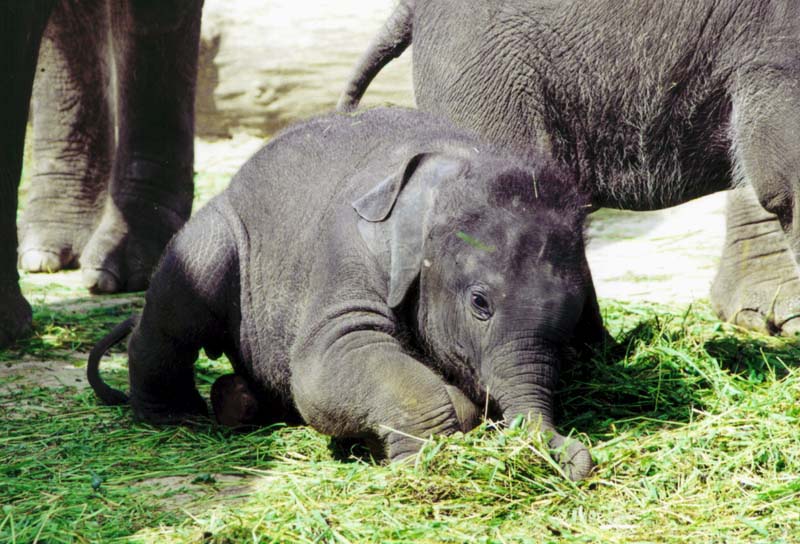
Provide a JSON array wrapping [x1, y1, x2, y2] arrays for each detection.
[[19, 0, 112, 274], [711, 187, 800, 336], [81, 0, 203, 293], [0, 1, 54, 348], [714, 71, 800, 336]]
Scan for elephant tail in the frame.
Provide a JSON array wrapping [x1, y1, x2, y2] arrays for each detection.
[[336, 0, 414, 112], [87, 315, 138, 405]]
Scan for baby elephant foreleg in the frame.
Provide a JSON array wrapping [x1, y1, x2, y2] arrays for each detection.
[[292, 336, 479, 461]]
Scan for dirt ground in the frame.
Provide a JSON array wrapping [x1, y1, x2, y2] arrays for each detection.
[[196, 0, 414, 138]]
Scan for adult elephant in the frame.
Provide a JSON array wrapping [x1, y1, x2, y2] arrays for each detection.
[[338, 0, 800, 336], [1, 0, 203, 347]]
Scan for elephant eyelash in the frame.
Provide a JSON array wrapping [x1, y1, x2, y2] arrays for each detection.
[[467, 286, 494, 321]]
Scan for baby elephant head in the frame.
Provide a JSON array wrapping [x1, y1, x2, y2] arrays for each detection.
[[354, 149, 599, 480]]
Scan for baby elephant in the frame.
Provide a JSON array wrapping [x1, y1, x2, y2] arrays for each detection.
[[88, 107, 606, 480]]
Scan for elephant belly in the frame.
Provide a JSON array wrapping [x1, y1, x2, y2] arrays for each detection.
[[413, 0, 763, 211], [556, 80, 736, 210]]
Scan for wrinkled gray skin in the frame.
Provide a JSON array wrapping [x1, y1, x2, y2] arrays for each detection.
[[0, 0, 202, 348], [339, 0, 800, 336], [89, 108, 607, 480]]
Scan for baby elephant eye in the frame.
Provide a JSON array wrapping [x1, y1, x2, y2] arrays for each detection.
[[469, 289, 493, 320]]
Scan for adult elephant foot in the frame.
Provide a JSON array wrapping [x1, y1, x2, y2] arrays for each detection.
[[80, 158, 193, 294], [711, 187, 800, 336], [78, 0, 202, 294], [0, 282, 33, 349], [18, 191, 103, 274], [19, 244, 77, 275]]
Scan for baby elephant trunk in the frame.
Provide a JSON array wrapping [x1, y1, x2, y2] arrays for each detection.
[[487, 345, 594, 481]]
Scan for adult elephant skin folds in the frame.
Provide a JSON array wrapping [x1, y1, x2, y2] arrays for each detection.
[[339, 0, 800, 335], [0, 1, 203, 349]]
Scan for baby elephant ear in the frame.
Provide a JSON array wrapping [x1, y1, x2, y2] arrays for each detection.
[[353, 153, 465, 308], [353, 154, 428, 222]]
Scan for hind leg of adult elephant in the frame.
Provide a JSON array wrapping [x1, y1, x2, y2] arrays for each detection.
[[711, 187, 800, 336], [0, 1, 54, 348], [19, 0, 112, 274], [80, 0, 203, 293]]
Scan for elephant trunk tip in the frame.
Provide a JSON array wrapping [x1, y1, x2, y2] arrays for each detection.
[[548, 433, 594, 481]]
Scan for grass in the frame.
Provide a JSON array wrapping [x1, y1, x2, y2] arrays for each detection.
[[2, 295, 799, 543], [4, 151, 799, 542]]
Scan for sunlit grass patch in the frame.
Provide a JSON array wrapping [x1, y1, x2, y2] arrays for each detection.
[[1, 289, 142, 365], [1, 388, 283, 542], [2, 295, 799, 542]]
